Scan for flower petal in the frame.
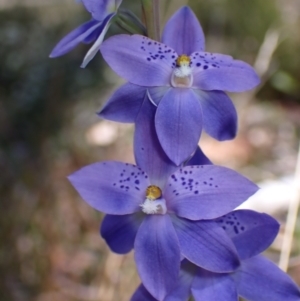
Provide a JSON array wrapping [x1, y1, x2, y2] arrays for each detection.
[[134, 215, 180, 301], [186, 147, 212, 166], [195, 90, 237, 141], [165, 165, 259, 220], [191, 52, 260, 92], [81, 13, 115, 68], [162, 6, 205, 55], [82, 0, 110, 21], [148, 86, 169, 106], [191, 268, 238, 301], [134, 93, 177, 188], [131, 284, 157, 301], [234, 256, 300, 301], [82, 24, 103, 44], [100, 35, 175, 86], [98, 83, 146, 123], [50, 20, 102, 57], [172, 217, 240, 273], [100, 213, 143, 254], [216, 210, 279, 260], [155, 88, 202, 166], [165, 260, 196, 301], [68, 161, 150, 214]]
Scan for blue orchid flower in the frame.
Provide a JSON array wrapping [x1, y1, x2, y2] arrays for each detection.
[[132, 210, 300, 301], [50, 0, 121, 67], [98, 6, 260, 166], [68, 98, 258, 301]]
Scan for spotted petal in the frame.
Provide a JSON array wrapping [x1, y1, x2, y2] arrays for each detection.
[[172, 217, 240, 273], [100, 35, 176, 86], [135, 215, 180, 301], [191, 268, 238, 301], [162, 6, 205, 55], [234, 256, 300, 301], [98, 83, 146, 123], [155, 88, 202, 166], [100, 213, 143, 254], [191, 52, 260, 92], [216, 210, 279, 260], [50, 20, 102, 57], [134, 93, 177, 188], [68, 161, 150, 214], [165, 165, 259, 220]]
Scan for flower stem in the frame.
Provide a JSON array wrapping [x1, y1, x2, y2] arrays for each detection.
[[141, 0, 160, 41]]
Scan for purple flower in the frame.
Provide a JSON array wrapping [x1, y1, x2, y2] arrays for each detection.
[[132, 210, 300, 301], [68, 102, 258, 300], [99, 6, 260, 165], [50, 0, 121, 67]]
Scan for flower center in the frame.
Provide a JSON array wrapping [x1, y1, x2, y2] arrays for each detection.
[[171, 54, 193, 88], [140, 185, 167, 215], [146, 185, 162, 200]]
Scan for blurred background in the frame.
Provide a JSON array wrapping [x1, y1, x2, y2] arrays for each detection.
[[0, 0, 300, 300]]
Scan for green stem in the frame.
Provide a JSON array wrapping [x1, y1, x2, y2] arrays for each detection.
[[141, 0, 160, 41]]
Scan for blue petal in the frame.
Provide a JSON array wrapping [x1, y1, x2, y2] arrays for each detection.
[[134, 93, 178, 188], [165, 165, 259, 220], [100, 35, 175, 86], [68, 161, 150, 214], [186, 147, 212, 166], [131, 284, 157, 301], [165, 260, 196, 301], [82, 23, 103, 44], [134, 215, 180, 301], [191, 268, 238, 301], [81, 13, 115, 68], [216, 210, 280, 259], [162, 6, 205, 54], [195, 90, 238, 141], [148, 86, 169, 106], [100, 213, 143, 254], [192, 52, 260, 92], [82, 0, 110, 21], [98, 83, 146, 123], [50, 19, 102, 57], [234, 256, 300, 301], [172, 217, 240, 273], [155, 88, 202, 166]]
